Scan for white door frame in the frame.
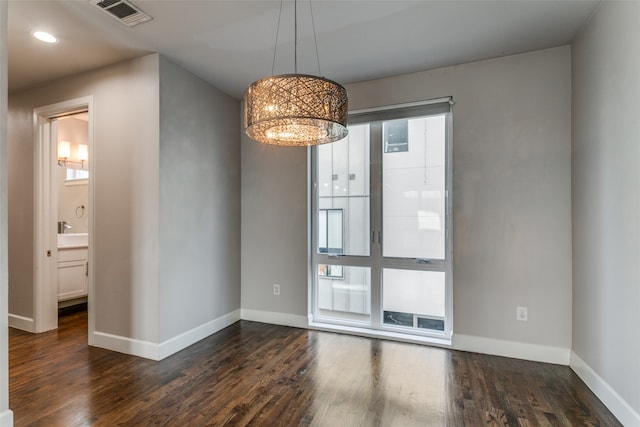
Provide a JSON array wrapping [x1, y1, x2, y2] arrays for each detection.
[[33, 96, 94, 334]]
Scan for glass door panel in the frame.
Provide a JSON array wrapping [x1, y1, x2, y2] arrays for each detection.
[[382, 268, 445, 331], [317, 265, 371, 323], [383, 115, 446, 260], [316, 125, 370, 257]]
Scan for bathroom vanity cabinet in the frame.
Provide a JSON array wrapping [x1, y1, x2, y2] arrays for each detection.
[[58, 247, 88, 301]]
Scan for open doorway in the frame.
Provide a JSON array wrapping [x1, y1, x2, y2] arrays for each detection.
[[33, 96, 94, 338], [56, 112, 89, 309]]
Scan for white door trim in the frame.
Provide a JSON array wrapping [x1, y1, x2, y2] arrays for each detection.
[[33, 96, 94, 334]]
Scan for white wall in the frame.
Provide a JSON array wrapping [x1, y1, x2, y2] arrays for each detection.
[[241, 46, 573, 362], [571, 2, 640, 424], [0, 2, 14, 425], [158, 57, 241, 344], [8, 55, 161, 343]]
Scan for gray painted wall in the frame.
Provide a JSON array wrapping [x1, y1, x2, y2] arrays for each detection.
[[8, 53, 242, 354], [158, 57, 240, 342], [7, 99, 34, 317], [241, 138, 309, 318], [241, 46, 573, 351], [8, 54, 161, 341], [1, 1, 13, 422], [572, 0, 640, 417]]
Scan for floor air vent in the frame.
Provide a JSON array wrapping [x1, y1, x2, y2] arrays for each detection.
[[91, 0, 152, 27]]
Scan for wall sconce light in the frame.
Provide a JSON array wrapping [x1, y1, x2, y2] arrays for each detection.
[[58, 140, 88, 169], [57, 140, 71, 166], [78, 144, 88, 165]]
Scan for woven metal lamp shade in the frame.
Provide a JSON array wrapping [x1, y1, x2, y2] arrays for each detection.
[[244, 74, 348, 146]]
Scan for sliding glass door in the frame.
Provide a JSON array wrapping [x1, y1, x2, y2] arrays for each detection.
[[311, 99, 453, 341]]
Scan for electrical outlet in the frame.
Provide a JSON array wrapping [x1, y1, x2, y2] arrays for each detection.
[[273, 284, 280, 296], [517, 306, 528, 321]]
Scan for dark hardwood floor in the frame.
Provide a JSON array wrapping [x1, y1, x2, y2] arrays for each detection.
[[9, 308, 620, 426]]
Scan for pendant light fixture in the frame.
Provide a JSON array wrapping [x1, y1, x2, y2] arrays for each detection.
[[244, 0, 348, 147]]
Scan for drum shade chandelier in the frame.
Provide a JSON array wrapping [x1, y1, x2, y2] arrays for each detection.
[[244, 0, 348, 147]]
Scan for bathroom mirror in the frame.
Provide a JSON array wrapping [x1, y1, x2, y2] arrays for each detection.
[[57, 113, 89, 184]]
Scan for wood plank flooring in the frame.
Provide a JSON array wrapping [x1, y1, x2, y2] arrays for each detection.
[[9, 308, 621, 426]]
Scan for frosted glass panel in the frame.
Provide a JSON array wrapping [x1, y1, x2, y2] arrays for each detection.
[[383, 115, 446, 259], [316, 124, 370, 256], [383, 268, 445, 331]]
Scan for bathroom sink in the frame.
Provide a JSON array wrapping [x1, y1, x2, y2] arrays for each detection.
[[57, 233, 88, 248]]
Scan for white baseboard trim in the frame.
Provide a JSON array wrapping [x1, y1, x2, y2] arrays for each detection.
[[241, 309, 308, 329], [0, 409, 14, 427], [240, 313, 570, 365], [92, 310, 241, 361], [92, 330, 160, 360], [8, 313, 34, 333], [157, 309, 240, 360], [453, 334, 570, 365], [570, 351, 640, 426]]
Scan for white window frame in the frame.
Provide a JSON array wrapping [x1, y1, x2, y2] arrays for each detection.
[[308, 97, 454, 345]]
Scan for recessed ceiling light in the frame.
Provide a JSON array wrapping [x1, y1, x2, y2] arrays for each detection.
[[33, 31, 57, 44]]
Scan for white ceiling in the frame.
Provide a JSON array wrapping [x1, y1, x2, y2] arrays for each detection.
[[8, 0, 601, 100]]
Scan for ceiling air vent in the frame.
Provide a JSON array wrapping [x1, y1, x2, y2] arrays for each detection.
[[91, 0, 152, 27]]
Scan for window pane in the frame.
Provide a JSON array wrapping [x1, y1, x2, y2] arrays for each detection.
[[383, 115, 446, 259], [318, 209, 343, 254], [382, 268, 445, 331], [316, 124, 370, 256], [327, 210, 343, 253], [318, 210, 327, 250], [66, 168, 89, 181], [317, 265, 371, 322], [384, 119, 408, 153]]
